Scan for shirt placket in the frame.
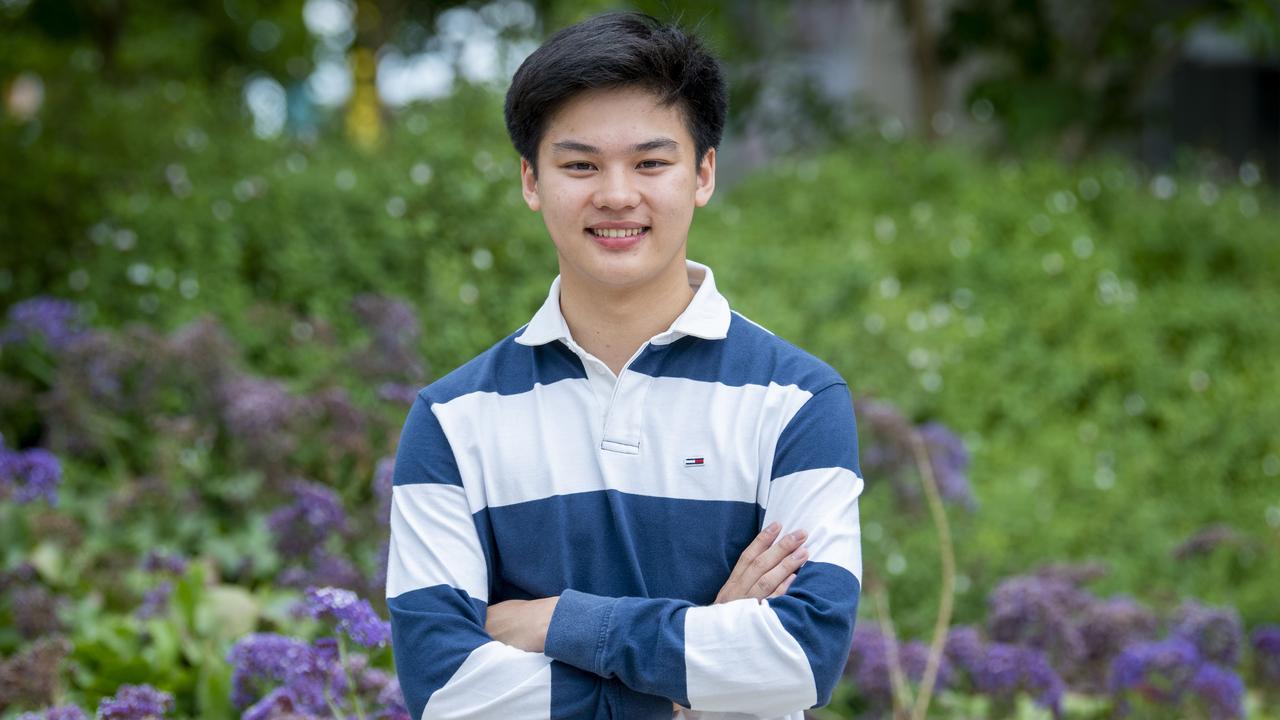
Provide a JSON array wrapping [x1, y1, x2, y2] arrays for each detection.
[[599, 360, 654, 456]]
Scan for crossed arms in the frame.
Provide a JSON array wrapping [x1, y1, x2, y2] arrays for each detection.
[[386, 383, 864, 719]]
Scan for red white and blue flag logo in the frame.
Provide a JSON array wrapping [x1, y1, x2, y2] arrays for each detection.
[[684, 457, 705, 468]]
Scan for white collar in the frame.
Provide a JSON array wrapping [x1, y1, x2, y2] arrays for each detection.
[[514, 260, 731, 347]]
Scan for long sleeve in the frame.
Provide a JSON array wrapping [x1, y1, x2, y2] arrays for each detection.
[[386, 395, 672, 719], [542, 383, 863, 718]]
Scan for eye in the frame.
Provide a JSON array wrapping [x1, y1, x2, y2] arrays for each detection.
[[564, 162, 595, 172], [638, 160, 670, 169]]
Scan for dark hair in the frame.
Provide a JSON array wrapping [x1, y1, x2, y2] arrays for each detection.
[[503, 11, 727, 173]]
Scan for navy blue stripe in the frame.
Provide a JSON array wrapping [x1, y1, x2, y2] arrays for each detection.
[[606, 684, 679, 719], [548, 666, 672, 719], [768, 562, 861, 707], [628, 313, 842, 392], [392, 395, 463, 487], [387, 584, 489, 719], [484, 490, 760, 606], [423, 331, 587, 405], [600, 595, 691, 706], [550, 663, 610, 719], [771, 383, 861, 479]]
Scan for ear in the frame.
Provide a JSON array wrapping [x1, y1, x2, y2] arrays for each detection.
[[520, 157, 541, 212], [694, 147, 716, 207]]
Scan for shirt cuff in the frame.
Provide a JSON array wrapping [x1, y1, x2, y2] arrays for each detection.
[[545, 588, 617, 675]]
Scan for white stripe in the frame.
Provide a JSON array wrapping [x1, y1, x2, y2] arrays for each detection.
[[432, 377, 814, 509], [684, 599, 816, 715], [386, 484, 489, 602], [422, 641, 552, 719], [762, 468, 864, 581], [677, 711, 802, 720]]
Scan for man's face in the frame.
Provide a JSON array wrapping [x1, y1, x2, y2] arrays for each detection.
[[520, 86, 716, 291]]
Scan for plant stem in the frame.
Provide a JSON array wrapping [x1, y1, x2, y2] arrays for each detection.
[[908, 428, 957, 720], [338, 635, 367, 720], [870, 576, 914, 719]]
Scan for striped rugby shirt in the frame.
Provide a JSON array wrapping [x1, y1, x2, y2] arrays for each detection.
[[386, 260, 864, 719]]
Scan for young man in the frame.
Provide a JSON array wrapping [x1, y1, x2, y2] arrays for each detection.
[[385, 12, 864, 719]]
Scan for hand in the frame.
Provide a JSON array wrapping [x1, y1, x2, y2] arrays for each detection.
[[485, 597, 559, 653], [714, 522, 808, 604]]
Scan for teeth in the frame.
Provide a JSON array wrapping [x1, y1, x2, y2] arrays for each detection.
[[591, 227, 645, 238]]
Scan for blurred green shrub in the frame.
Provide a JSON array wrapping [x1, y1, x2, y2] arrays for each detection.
[[2, 78, 1278, 643]]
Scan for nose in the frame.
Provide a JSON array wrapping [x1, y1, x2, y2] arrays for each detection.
[[592, 166, 641, 210]]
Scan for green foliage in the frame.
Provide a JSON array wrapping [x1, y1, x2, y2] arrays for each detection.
[[3, 70, 1279, 717], [689, 139, 1279, 636]]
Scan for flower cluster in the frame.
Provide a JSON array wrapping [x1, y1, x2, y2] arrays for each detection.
[[845, 565, 1262, 720], [227, 584, 403, 720], [0, 297, 85, 351], [1253, 625, 1280, 689], [1171, 600, 1244, 666], [349, 293, 425, 384], [267, 479, 350, 561], [140, 551, 188, 576], [986, 574, 1091, 675], [96, 684, 174, 719], [1109, 637, 1244, 718], [845, 626, 954, 711], [228, 633, 346, 715], [854, 398, 976, 510], [301, 586, 392, 648], [0, 439, 62, 505], [15, 706, 88, 720], [973, 643, 1065, 718]]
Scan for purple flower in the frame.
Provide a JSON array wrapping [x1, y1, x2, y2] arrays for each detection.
[[917, 421, 975, 508], [1078, 596, 1158, 689], [350, 294, 424, 383], [374, 675, 411, 720], [280, 550, 365, 593], [845, 626, 894, 706], [987, 575, 1089, 673], [1173, 524, 1243, 560], [267, 480, 349, 560], [1109, 637, 1201, 707], [9, 583, 64, 639], [240, 686, 302, 720], [374, 456, 396, 523], [135, 582, 173, 620], [1190, 663, 1245, 719], [1171, 601, 1243, 666], [1252, 625, 1280, 688], [853, 398, 914, 480], [0, 444, 62, 505], [944, 625, 986, 680], [140, 551, 187, 576], [227, 633, 345, 714], [0, 297, 85, 351], [302, 586, 391, 648], [16, 706, 89, 720], [853, 398, 974, 511], [0, 636, 69, 708], [377, 382, 419, 406], [844, 626, 952, 708], [95, 683, 173, 719], [974, 643, 1065, 718], [218, 375, 300, 469]]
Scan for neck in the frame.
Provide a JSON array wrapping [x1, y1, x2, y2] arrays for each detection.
[[558, 258, 696, 375]]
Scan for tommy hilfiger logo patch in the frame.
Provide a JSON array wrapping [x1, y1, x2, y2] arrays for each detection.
[[684, 457, 705, 468]]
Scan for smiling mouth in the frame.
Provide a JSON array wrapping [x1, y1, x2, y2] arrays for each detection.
[[588, 227, 650, 238]]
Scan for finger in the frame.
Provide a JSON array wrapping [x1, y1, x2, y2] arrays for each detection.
[[739, 529, 806, 589], [724, 521, 781, 586], [768, 573, 797, 598], [750, 546, 809, 598]]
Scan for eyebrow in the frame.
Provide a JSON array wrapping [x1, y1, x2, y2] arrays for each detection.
[[549, 138, 680, 154]]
